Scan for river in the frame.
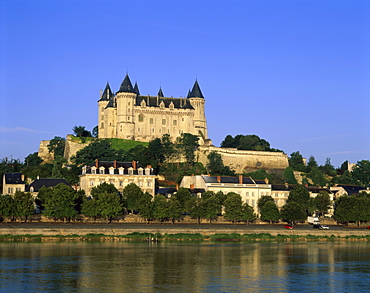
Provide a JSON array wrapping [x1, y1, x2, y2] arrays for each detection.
[[0, 241, 369, 292]]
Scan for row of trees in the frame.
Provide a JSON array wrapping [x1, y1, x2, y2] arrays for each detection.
[[288, 151, 370, 187], [220, 134, 283, 152]]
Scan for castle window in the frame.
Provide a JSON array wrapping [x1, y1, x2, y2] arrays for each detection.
[[159, 129, 162, 133], [128, 102, 130, 106], [152, 128, 155, 133], [173, 120, 177, 125], [139, 181, 143, 187], [147, 181, 152, 187], [150, 118, 154, 124], [162, 119, 166, 125], [119, 181, 123, 186], [101, 122, 104, 129], [30, 187, 34, 193], [90, 180, 94, 186], [138, 114, 144, 122]]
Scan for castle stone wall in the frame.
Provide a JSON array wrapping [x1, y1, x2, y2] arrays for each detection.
[[197, 146, 289, 174], [63, 135, 91, 163], [38, 140, 54, 162]]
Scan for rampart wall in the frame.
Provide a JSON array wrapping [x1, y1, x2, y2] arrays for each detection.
[[196, 146, 289, 173]]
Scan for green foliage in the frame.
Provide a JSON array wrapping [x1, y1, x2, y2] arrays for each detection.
[[287, 185, 310, 208], [313, 191, 331, 215], [243, 169, 270, 181], [90, 182, 118, 200], [283, 167, 297, 184], [334, 194, 370, 226], [0, 195, 15, 221], [280, 201, 306, 224], [201, 191, 215, 200], [202, 196, 221, 223], [257, 195, 274, 210], [242, 203, 256, 223], [206, 151, 235, 176], [220, 134, 282, 152], [319, 157, 336, 176], [71, 140, 126, 166], [307, 155, 318, 170], [40, 183, 82, 222], [47, 137, 66, 157], [174, 188, 192, 212], [167, 196, 183, 224], [92, 126, 98, 138], [72, 126, 92, 137], [152, 194, 170, 222], [136, 192, 153, 222], [13, 191, 34, 222], [122, 182, 144, 212], [21, 163, 53, 181], [260, 201, 280, 224], [352, 160, 370, 187], [288, 151, 306, 172], [24, 152, 43, 166], [223, 193, 243, 223], [305, 167, 327, 187], [175, 133, 199, 166]]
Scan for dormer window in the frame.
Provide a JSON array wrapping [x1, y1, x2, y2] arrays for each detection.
[[128, 167, 134, 175], [109, 167, 115, 175], [140, 100, 146, 108], [169, 102, 174, 110], [138, 167, 143, 175], [99, 166, 105, 174], [118, 167, 124, 175], [159, 101, 165, 109]]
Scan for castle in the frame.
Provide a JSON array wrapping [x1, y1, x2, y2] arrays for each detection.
[[98, 74, 209, 144]]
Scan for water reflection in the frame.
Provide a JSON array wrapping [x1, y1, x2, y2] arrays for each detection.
[[0, 241, 369, 292]]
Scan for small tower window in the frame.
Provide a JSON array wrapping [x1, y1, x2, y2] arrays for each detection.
[[138, 114, 144, 122]]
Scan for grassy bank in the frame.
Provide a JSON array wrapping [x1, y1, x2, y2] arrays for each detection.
[[1, 233, 369, 242]]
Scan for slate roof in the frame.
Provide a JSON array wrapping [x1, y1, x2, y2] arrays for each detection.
[[25, 179, 70, 192], [202, 175, 264, 185], [3, 173, 24, 184], [188, 80, 204, 98], [337, 184, 366, 196], [99, 82, 114, 101], [117, 74, 135, 93], [84, 161, 154, 175], [135, 95, 194, 109]]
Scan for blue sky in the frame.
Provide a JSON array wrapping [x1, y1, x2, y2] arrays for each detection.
[[1, 0, 369, 168]]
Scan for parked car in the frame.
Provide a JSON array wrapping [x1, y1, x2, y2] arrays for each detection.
[[313, 224, 329, 230], [284, 225, 293, 229]]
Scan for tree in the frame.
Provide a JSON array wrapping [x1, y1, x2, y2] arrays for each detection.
[[72, 126, 92, 137], [48, 136, 66, 157], [257, 195, 274, 211], [41, 184, 81, 223], [280, 201, 306, 224], [320, 157, 336, 176], [202, 191, 215, 200], [220, 135, 234, 148], [202, 196, 221, 224], [136, 192, 153, 223], [223, 193, 243, 223], [13, 191, 34, 223], [306, 167, 327, 187], [334, 194, 370, 226], [242, 203, 256, 225], [71, 140, 125, 166], [289, 151, 306, 172], [174, 188, 192, 212], [207, 151, 235, 176], [122, 183, 144, 213], [287, 185, 310, 208], [167, 196, 183, 224], [91, 182, 118, 199], [0, 195, 15, 222], [176, 133, 199, 166], [313, 191, 331, 216], [260, 201, 280, 224], [152, 194, 169, 222], [186, 197, 204, 224], [96, 192, 123, 223], [352, 160, 370, 187], [306, 155, 318, 171], [25, 152, 43, 166]]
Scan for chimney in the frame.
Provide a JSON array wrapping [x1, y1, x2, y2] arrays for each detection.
[[190, 184, 194, 189], [21, 174, 25, 181], [132, 160, 137, 170], [176, 183, 179, 190], [239, 174, 243, 184], [217, 176, 221, 183], [264, 178, 269, 184], [95, 159, 99, 168], [114, 160, 117, 169], [146, 165, 152, 169]]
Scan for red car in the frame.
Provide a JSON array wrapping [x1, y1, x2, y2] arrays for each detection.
[[284, 225, 293, 229], [367, 226, 370, 229]]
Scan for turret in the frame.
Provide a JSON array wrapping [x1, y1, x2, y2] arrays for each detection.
[[115, 74, 137, 139], [188, 80, 208, 143], [98, 82, 114, 138]]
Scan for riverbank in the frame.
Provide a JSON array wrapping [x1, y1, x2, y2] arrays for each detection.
[[0, 223, 369, 242]]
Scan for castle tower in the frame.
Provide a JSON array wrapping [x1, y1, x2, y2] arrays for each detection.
[[115, 74, 137, 140], [188, 80, 208, 143], [98, 82, 115, 138]]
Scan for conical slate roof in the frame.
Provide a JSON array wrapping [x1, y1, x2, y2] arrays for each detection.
[[157, 87, 164, 97], [133, 82, 140, 95], [188, 80, 204, 98], [117, 74, 135, 93], [99, 82, 114, 101]]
